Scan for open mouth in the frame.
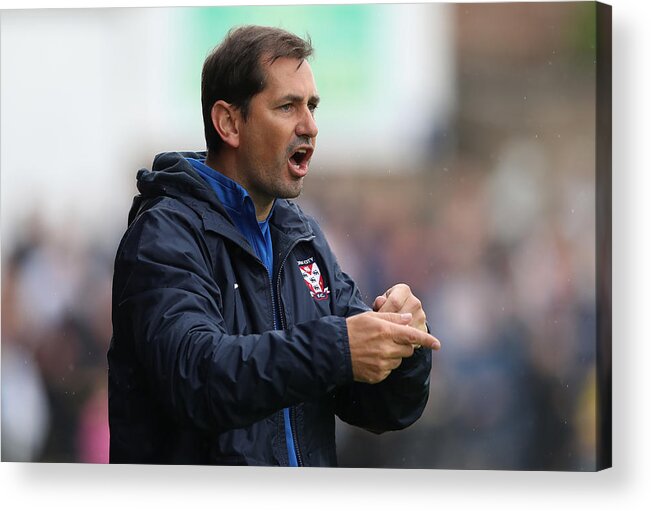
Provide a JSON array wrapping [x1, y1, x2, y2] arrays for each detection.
[[288, 146, 314, 176], [289, 147, 311, 166]]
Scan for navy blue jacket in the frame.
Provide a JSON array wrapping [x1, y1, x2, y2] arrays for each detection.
[[108, 152, 432, 466]]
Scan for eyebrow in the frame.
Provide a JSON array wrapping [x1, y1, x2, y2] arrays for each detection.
[[279, 94, 321, 106]]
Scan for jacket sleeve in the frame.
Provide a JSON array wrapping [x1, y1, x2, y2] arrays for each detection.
[[309, 220, 432, 433], [113, 203, 354, 434]]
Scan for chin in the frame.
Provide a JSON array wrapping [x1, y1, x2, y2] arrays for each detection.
[[282, 188, 303, 200], [283, 186, 303, 199], [276, 181, 304, 200]]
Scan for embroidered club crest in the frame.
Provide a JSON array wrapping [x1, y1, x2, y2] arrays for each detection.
[[298, 258, 330, 301]]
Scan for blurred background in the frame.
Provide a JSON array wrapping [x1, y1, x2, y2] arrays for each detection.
[[1, 2, 600, 469]]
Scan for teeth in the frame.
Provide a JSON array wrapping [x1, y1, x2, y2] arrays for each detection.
[[290, 148, 309, 167]]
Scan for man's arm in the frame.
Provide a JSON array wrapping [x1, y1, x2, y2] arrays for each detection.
[[113, 204, 353, 434], [307, 220, 439, 433], [114, 204, 437, 435]]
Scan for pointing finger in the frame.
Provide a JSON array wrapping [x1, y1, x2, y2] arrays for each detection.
[[391, 324, 441, 350]]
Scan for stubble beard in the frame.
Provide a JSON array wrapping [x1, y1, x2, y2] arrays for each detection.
[[249, 157, 305, 202], [261, 177, 304, 203], [275, 176, 304, 199]]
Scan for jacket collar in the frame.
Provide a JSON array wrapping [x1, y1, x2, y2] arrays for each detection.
[[137, 151, 314, 252]]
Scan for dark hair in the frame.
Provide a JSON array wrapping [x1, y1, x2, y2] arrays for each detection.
[[201, 25, 314, 155]]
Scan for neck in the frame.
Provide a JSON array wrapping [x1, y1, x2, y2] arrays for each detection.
[[205, 151, 274, 222]]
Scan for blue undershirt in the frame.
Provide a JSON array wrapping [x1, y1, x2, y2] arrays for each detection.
[[187, 157, 299, 467]]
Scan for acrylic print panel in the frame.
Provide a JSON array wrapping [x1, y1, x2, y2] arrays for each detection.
[[0, 1, 611, 470]]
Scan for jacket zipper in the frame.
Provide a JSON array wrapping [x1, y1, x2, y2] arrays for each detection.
[[213, 203, 314, 466], [263, 270, 299, 467], [275, 235, 314, 467]]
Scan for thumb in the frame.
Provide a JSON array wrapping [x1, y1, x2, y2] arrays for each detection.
[[374, 311, 412, 325], [373, 295, 388, 311]]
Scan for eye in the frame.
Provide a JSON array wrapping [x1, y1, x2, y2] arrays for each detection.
[[279, 103, 293, 113], [308, 103, 318, 115]]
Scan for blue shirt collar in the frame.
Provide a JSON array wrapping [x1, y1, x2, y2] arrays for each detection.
[[187, 157, 251, 212], [186, 156, 276, 227]]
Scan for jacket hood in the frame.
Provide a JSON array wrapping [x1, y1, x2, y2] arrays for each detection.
[[133, 151, 314, 240], [137, 151, 217, 206]]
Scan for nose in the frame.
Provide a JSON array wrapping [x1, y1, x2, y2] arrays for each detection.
[[296, 106, 318, 139]]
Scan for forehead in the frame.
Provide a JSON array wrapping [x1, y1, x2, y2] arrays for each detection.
[[261, 57, 318, 97]]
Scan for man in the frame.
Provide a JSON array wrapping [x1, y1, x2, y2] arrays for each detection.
[[108, 25, 440, 466]]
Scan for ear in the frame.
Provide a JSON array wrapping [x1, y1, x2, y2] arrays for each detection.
[[211, 100, 240, 149]]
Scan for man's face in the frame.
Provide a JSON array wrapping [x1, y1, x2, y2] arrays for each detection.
[[235, 57, 319, 208]]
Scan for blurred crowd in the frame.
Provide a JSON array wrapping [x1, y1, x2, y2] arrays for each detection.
[[302, 146, 598, 470], [2, 217, 114, 463], [1, 3, 601, 469]]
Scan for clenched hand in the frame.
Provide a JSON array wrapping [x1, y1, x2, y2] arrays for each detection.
[[373, 283, 428, 333], [346, 311, 440, 384]]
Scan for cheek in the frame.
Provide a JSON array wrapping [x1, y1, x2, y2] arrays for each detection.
[[244, 118, 293, 165]]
